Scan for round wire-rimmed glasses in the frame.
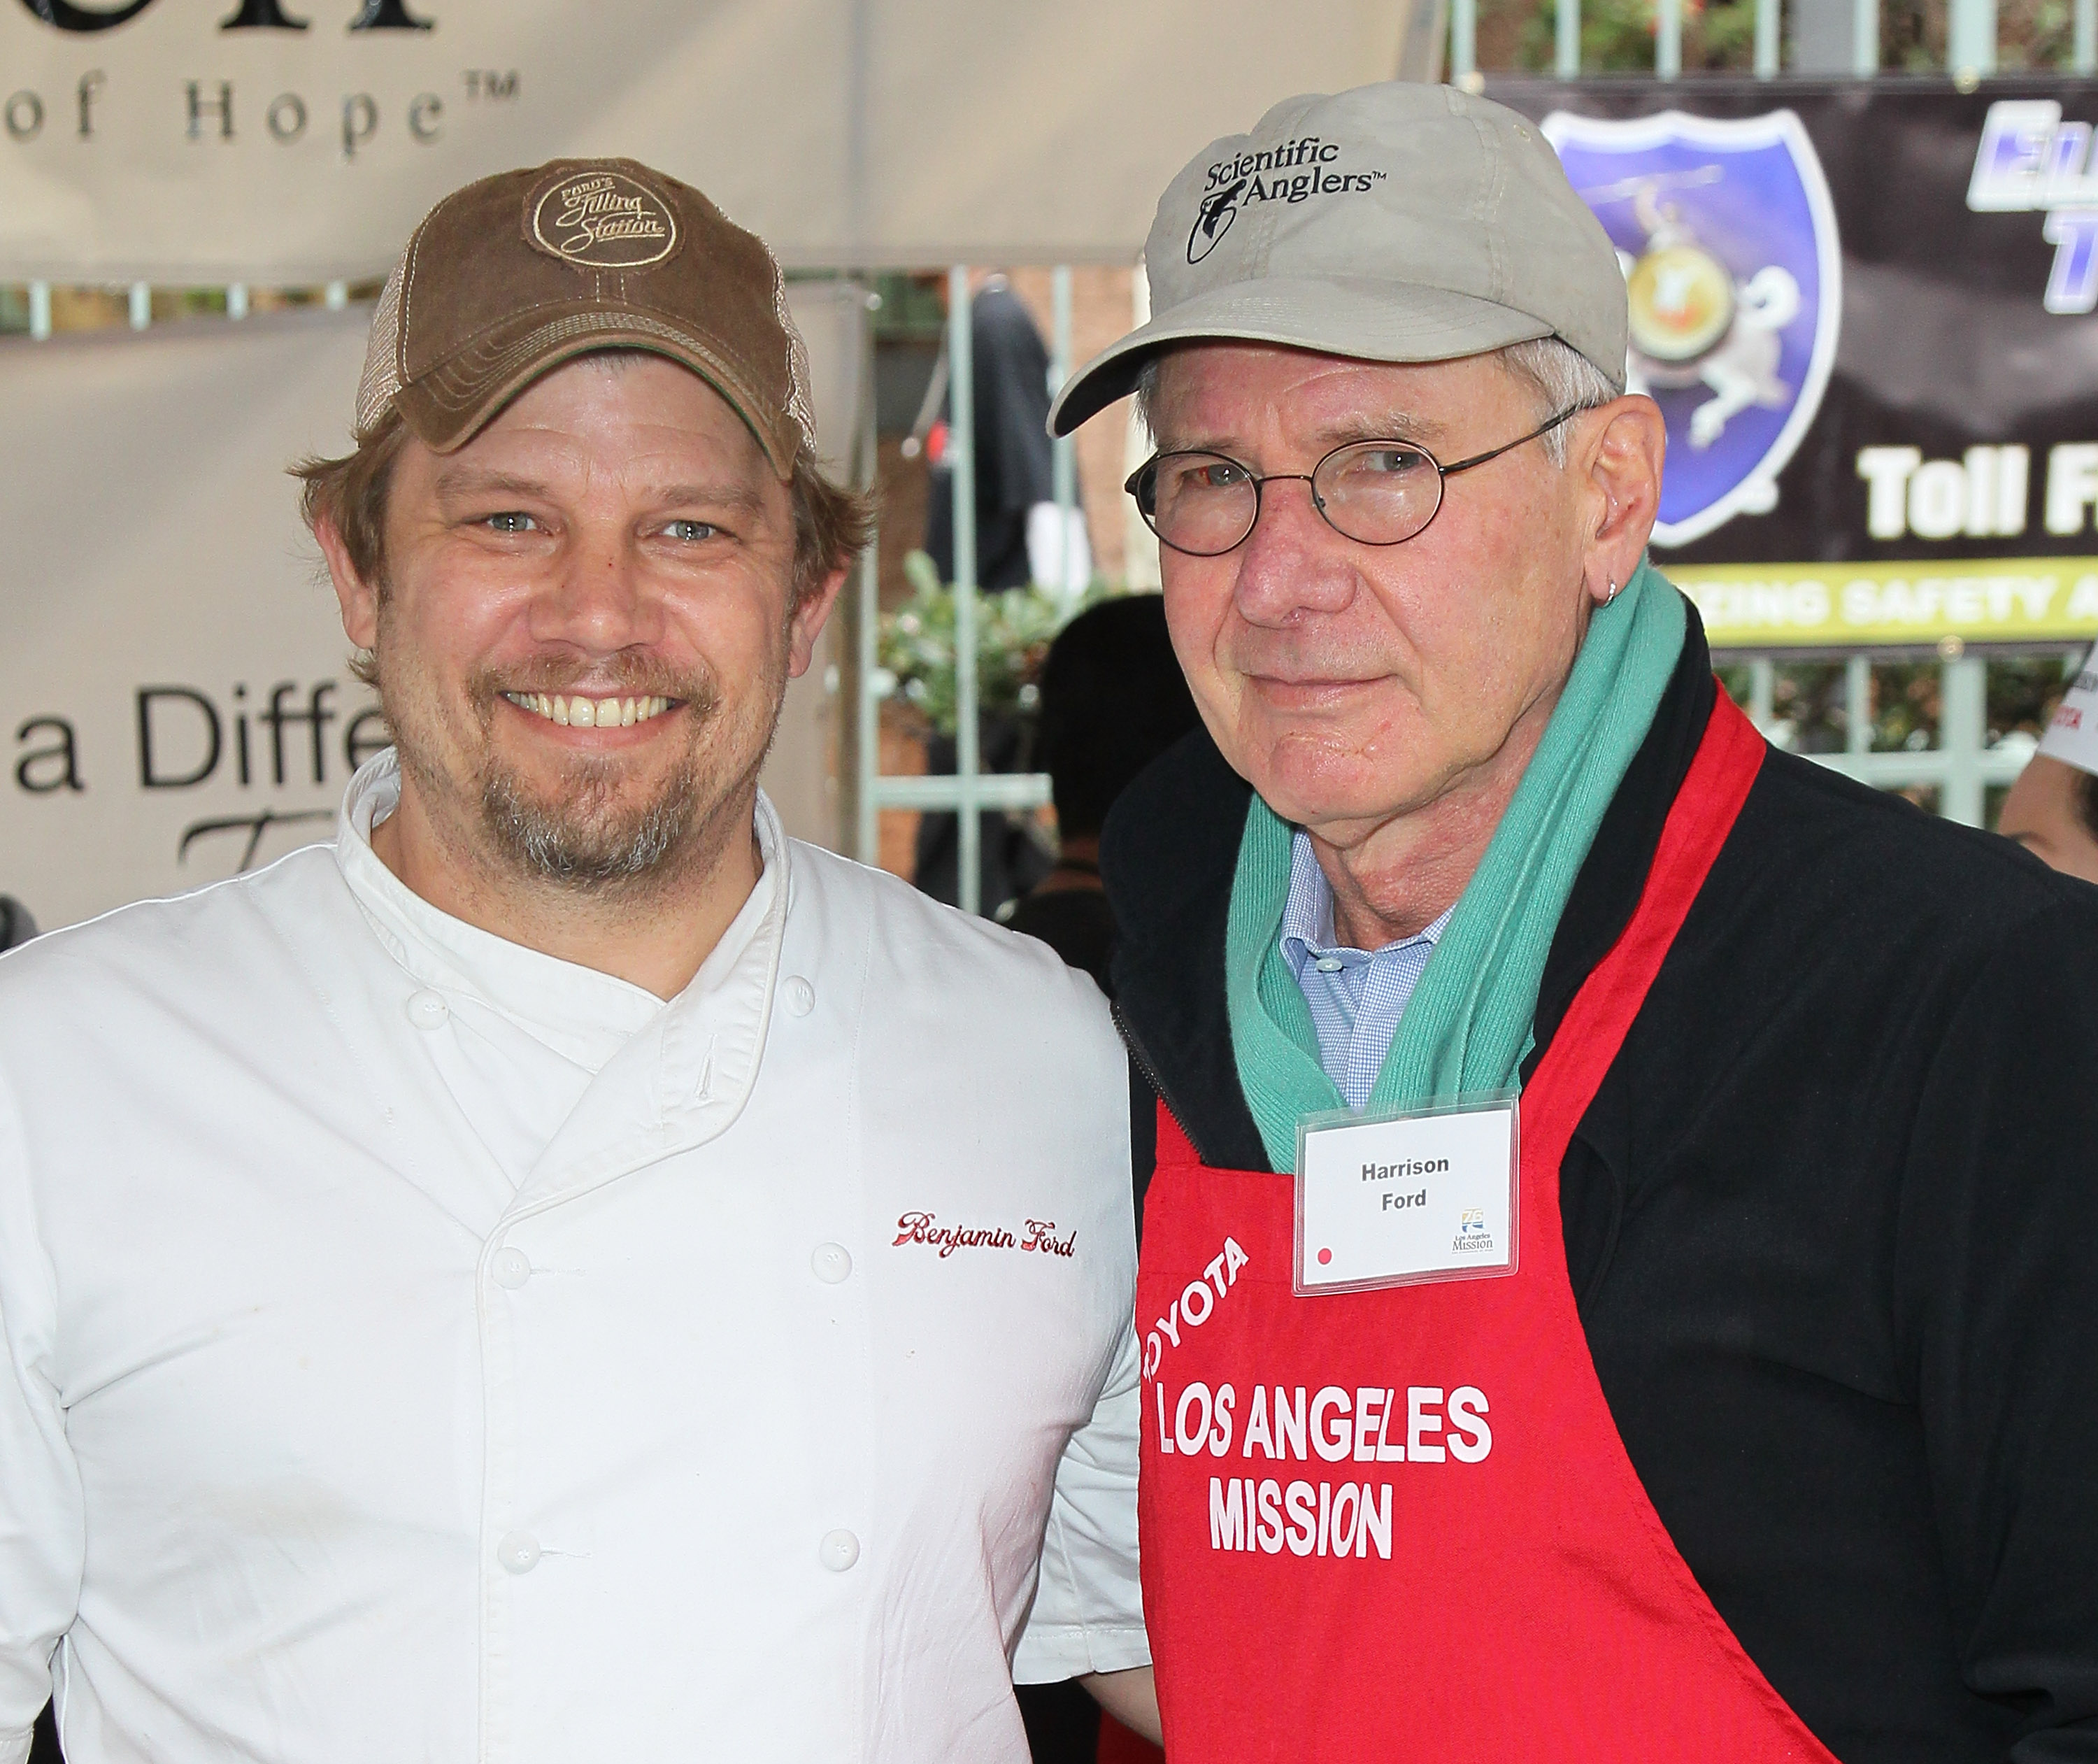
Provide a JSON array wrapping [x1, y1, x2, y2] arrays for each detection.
[[1125, 405, 1581, 557]]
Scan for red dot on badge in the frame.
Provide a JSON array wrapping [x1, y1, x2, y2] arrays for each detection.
[[1317, 1248, 1334, 1266]]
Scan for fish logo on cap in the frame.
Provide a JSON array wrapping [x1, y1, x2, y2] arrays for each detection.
[[1190, 179, 1247, 264], [527, 170, 679, 270]]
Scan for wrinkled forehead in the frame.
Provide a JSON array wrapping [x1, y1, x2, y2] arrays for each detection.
[[1148, 341, 1518, 450]]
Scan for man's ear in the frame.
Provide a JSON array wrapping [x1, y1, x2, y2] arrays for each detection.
[[316, 515, 382, 654], [787, 565, 850, 678], [1578, 394, 1667, 604]]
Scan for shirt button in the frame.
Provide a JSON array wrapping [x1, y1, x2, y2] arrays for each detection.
[[495, 1531, 540, 1574], [818, 1528, 860, 1572], [811, 1242, 852, 1284], [781, 976, 816, 1017], [406, 988, 450, 1029], [490, 1248, 532, 1290], [1314, 957, 1343, 974]]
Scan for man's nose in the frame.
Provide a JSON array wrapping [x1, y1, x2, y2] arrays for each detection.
[[536, 527, 662, 652], [1229, 476, 1358, 626]]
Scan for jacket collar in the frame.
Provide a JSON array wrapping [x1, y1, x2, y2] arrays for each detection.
[[1104, 606, 1718, 1172], [331, 750, 794, 1209]]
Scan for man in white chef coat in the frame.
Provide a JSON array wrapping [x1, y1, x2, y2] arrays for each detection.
[[0, 158, 1155, 1764]]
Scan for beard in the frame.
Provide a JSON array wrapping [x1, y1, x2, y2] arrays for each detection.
[[473, 662, 732, 890], [479, 746, 706, 889], [383, 647, 751, 895]]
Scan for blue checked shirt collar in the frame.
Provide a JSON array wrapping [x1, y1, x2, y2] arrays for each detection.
[[1278, 830, 1453, 1111]]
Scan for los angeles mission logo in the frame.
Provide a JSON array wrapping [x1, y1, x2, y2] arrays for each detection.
[[1188, 135, 1387, 264]]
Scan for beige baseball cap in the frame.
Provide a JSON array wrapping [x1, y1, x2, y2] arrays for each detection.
[[1049, 82, 1627, 436], [355, 157, 816, 476]]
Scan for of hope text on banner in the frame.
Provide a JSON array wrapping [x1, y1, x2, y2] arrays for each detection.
[[0, 0, 1410, 279]]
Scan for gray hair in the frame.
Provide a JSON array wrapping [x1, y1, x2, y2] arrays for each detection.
[[1131, 336, 1618, 468], [1131, 357, 1166, 439], [1496, 336, 1620, 467]]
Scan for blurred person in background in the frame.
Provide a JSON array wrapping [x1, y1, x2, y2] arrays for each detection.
[[1003, 592, 1194, 1764], [2000, 651, 2098, 881], [1001, 594, 1201, 995], [0, 158, 1155, 1764], [919, 271, 1092, 597], [1052, 80, 2098, 1761]]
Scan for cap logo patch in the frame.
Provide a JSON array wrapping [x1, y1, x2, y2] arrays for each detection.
[[1187, 136, 1386, 264], [529, 171, 678, 269]]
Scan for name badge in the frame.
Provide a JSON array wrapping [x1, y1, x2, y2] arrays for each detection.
[[1293, 1093, 1520, 1297]]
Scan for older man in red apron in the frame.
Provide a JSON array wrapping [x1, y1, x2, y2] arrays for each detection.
[[1050, 82, 2098, 1760]]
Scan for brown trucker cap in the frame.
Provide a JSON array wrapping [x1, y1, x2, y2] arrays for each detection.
[[1050, 83, 1629, 436], [355, 158, 816, 476]]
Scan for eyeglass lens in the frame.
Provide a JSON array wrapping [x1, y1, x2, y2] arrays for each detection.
[[1143, 441, 1444, 556]]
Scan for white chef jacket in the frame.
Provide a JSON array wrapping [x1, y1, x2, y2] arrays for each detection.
[[0, 753, 1146, 1764]]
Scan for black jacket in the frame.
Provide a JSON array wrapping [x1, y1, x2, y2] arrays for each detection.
[[1103, 613, 2098, 1763]]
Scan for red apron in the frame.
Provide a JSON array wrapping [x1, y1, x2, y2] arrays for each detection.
[[1136, 692, 1836, 1761]]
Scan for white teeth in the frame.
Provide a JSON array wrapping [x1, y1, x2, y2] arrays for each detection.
[[506, 690, 674, 725]]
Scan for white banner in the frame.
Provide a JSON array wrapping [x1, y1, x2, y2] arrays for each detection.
[[0, 0, 1415, 280], [0, 285, 866, 931]]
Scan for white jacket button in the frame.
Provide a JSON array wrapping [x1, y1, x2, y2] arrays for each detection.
[[818, 1528, 860, 1572], [781, 976, 815, 1017], [495, 1531, 540, 1574], [405, 989, 449, 1030], [811, 1242, 852, 1284], [490, 1248, 531, 1290]]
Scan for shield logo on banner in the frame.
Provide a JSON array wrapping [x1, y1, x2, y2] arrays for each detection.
[[1541, 108, 1842, 548]]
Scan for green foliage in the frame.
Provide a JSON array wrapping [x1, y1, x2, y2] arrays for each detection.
[[1506, 0, 1757, 73], [876, 550, 1104, 737], [1994, 0, 2077, 69], [1490, 0, 2080, 73]]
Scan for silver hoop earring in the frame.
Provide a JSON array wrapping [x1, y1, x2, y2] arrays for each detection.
[[1604, 578, 1620, 606]]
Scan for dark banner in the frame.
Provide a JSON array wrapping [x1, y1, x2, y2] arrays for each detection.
[[1489, 75, 2098, 647]]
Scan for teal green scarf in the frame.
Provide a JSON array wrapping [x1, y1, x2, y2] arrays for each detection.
[[1225, 560, 1687, 1172]]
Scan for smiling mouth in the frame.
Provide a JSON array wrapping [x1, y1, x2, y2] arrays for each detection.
[[501, 692, 676, 730]]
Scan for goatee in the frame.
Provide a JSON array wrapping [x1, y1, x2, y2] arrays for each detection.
[[466, 667, 725, 890], [479, 751, 705, 889]]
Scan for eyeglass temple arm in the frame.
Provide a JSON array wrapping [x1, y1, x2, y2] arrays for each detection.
[[1439, 404, 1583, 478]]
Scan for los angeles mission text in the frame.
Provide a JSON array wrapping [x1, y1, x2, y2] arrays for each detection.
[[1149, 1237, 1492, 1560]]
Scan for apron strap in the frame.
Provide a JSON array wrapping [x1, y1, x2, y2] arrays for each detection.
[[1155, 1102, 1201, 1168], [1525, 688, 1765, 1160]]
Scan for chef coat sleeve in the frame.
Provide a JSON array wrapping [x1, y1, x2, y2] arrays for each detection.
[[0, 1076, 85, 1764], [1011, 1308, 1149, 1682], [1902, 899, 2098, 1757]]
